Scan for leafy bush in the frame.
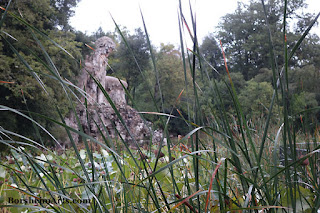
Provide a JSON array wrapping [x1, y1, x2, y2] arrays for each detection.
[[1, 0, 320, 212]]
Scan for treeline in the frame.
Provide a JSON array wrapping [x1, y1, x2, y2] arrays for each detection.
[[0, 0, 83, 146], [108, 0, 320, 134], [0, 0, 319, 145]]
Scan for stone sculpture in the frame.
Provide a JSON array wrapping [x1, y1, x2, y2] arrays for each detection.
[[64, 36, 158, 147]]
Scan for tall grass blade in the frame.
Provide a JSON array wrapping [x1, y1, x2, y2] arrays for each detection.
[[0, 0, 12, 29]]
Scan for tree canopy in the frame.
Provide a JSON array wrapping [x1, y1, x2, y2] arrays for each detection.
[[0, 0, 82, 145], [1, 0, 319, 139]]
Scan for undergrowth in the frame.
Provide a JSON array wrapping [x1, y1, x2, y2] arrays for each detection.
[[1, 0, 320, 212]]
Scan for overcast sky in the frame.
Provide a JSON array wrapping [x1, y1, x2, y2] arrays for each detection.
[[70, 0, 320, 47]]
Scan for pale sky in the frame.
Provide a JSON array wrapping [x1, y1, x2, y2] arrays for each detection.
[[70, 0, 320, 47]]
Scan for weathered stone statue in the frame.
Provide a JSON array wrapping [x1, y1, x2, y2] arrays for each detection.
[[65, 36, 155, 147], [77, 37, 117, 106]]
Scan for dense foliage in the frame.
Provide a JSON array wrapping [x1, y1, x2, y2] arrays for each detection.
[[106, 0, 320, 133], [1, 0, 320, 212], [1, 0, 319, 139], [0, 0, 82, 146]]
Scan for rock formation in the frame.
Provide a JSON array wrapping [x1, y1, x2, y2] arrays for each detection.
[[65, 36, 157, 147]]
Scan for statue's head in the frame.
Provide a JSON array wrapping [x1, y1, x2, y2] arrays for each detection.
[[94, 36, 115, 57]]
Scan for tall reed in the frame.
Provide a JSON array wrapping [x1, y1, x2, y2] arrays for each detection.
[[0, 0, 319, 212]]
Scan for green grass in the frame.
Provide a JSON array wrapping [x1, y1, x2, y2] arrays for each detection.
[[1, 0, 320, 212]]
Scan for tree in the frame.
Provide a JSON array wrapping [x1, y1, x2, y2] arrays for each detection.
[[218, 1, 268, 80], [203, 72, 246, 114], [2, 0, 79, 30], [156, 43, 187, 109], [110, 28, 151, 98], [153, 43, 192, 134], [200, 34, 223, 78], [200, 0, 320, 126], [239, 80, 274, 117], [50, 0, 80, 30], [0, 0, 82, 145], [217, 0, 311, 80]]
